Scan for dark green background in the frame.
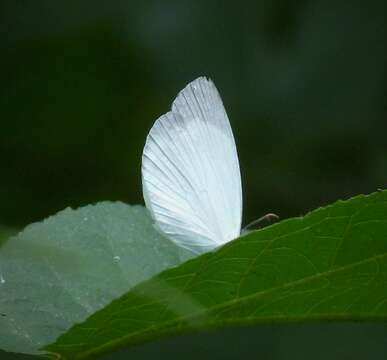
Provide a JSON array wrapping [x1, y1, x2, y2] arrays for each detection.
[[1, 0, 386, 358]]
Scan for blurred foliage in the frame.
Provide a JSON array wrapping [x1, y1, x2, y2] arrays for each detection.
[[102, 323, 387, 360], [0, 0, 386, 228]]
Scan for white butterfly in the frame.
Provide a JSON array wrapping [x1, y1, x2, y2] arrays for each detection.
[[142, 77, 242, 254]]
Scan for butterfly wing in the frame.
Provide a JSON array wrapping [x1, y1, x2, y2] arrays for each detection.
[[142, 77, 242, 254]]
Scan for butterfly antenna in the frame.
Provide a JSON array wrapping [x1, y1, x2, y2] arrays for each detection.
[[243, 213, 279, 232]]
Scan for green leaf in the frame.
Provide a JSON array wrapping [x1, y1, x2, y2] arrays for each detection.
[[0, 202, 192, 355], [48, 190, 387, 359]]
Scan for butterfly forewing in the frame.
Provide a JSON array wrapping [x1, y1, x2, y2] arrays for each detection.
[[142, 77, 242, 253]]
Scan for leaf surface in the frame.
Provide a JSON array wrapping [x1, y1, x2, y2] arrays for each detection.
[[48, 191, 387, 359], [0, 202, 190, 355]]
